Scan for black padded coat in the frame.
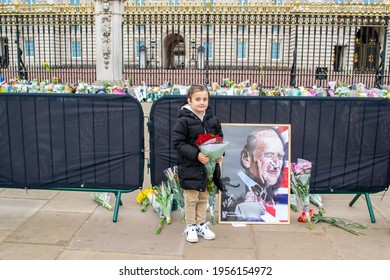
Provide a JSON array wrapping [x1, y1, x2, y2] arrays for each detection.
[[172, 104, 224, 192]]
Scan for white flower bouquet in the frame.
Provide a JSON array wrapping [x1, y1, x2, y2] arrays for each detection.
[[164, 166, 185, 222]]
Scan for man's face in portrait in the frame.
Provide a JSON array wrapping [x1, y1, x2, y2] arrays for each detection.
[[243, 129, 285, 187]]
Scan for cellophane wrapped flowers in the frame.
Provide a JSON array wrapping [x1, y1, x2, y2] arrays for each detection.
[[196, 133, 229, 192], [164, 166, 185, 222], [92, 192, 113, 211], [290, 158, 313, 229], [291, 158, 368, 235]]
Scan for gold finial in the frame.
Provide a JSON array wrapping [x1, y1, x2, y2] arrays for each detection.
[[206, 0, 211, 10]]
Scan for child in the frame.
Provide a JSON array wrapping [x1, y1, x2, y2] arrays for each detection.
[[172, 84, 224, 243]]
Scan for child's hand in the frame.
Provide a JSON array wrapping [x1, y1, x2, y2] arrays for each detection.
[[216, 156, 223, 164], [198, 153, 210, 164]]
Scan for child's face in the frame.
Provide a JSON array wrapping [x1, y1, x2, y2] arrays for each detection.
[[188, 90, 209, 115]]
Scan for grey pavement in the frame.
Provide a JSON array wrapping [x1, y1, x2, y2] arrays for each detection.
[[0, 103, 389, 260]]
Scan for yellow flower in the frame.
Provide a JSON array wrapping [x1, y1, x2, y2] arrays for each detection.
[[136, 186, 154, 204]]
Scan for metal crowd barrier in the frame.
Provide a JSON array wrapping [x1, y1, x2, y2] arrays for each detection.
[[0, 93, 144, 222], [149, 95, 390, 222]]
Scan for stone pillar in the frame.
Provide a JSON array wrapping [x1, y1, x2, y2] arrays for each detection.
[[95, 0, 124, 85]]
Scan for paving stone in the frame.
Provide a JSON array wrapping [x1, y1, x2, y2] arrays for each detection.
[[5, 211, 89, 246], [0, 198, 46, 231], [0, 242, 64, 260]]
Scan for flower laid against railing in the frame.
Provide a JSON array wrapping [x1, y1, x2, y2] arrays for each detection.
[[290, 193, 325, 214], [136, 186, 155, 212], [309, 193, 325, 213], [136, 183, 173, 234], [164, 166, 185, 222], [291, 158, 368, 235], [290, 158, 313, 229]]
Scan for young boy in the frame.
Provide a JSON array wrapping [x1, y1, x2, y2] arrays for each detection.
[[172, 84, 223, 243]]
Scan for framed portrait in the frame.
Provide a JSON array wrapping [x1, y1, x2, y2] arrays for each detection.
[[219, 124, 291, 224]]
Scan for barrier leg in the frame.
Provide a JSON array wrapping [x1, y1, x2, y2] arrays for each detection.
[[364, 193, 376, 223], [349, 193, 361, 207], [349, 193, 376, 223], [113, 191, 122, 222]]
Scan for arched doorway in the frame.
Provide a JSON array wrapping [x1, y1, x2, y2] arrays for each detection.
[[163, 34, 185, 69], [353, 27, 380, 73]]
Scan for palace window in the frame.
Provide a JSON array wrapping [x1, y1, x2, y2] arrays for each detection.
[[71, 41, 81, 58], [237, 41, 247, 59], [271, 42, 281, 60], [202, 41, 213, 59], [136, 41, 145, 58], [25, 40, 35, 57]]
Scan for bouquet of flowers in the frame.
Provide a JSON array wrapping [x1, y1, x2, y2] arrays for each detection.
[[196, 133, 229, 192], [92, 192, 113, 211], [196, 133, 229, 225], [164, 166, 185, 222], [291, 158, 368, 235], [136, 186, 155, 212], [136, 183, 173, 234], [290, 158, 313, 229]]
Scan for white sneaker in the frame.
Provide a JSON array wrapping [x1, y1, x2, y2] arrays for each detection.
[[184, 225, 198, 243], [196, 222, 216, 240]]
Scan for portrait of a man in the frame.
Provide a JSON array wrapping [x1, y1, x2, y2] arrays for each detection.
[[219, 124, 290, 224]]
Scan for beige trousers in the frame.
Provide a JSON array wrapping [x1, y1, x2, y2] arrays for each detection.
[[184, 189, 209, 226]]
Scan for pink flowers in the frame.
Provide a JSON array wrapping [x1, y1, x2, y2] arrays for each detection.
[[291, 160, 312, 176]]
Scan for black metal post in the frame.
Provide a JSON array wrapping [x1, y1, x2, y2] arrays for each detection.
[[15, 16, 27, 80], [205, 11, 210, 85], [375, 25, 387, 87], [290, 17, 298, 87]]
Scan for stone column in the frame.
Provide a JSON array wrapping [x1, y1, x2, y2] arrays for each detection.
[[95, 0, 124, 85]]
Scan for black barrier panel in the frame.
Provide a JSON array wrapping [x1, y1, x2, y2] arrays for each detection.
[[149, 95, 390, 194], [0, 93, 144, 191]]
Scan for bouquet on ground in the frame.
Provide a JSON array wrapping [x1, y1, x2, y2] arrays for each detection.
[[164, 166, 185, 222], [136, 186, 155, 212], [291, 158, 313, 229], [291, 158, 368, 235], [136, 182, 173, 234], [92, 192, 113, 211], [290, 191, 326, 214]]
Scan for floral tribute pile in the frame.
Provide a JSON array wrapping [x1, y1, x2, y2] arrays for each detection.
[[290, 158, 368, 235], [210, 79, 390, 98], [1, 75, 389, 102]]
